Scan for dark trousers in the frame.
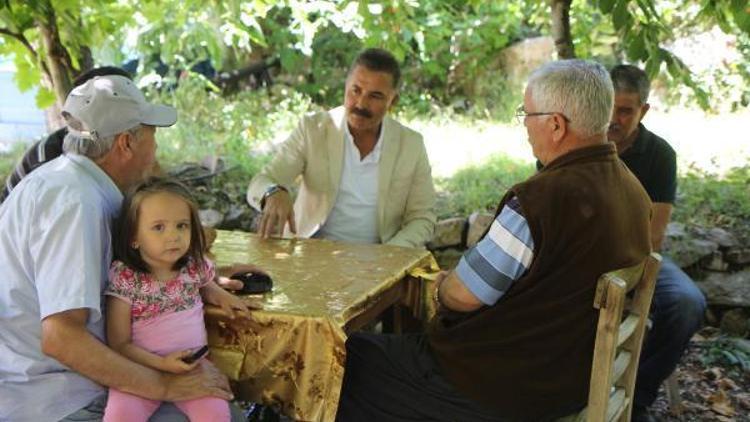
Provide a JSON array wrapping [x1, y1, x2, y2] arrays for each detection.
[[336, 332, 503, 422], [634, 256, 706, 408]]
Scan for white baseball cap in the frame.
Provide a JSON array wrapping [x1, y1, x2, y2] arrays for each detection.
[[62, 75, 177, 140]]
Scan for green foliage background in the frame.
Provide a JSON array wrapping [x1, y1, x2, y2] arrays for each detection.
[[2, 0, 750, 234], [3, 0, 750, 112], [144, 74, 312, 174]]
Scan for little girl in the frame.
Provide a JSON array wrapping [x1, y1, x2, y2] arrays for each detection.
[[104, 177, 250, 421]]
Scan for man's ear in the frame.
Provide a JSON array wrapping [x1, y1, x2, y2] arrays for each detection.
[[113, 132, 133, 159], [638, 103, 651, 122], [550, 113, 568, 144], [389, 92, 400, 110]]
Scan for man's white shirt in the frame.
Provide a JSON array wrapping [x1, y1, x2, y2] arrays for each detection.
[[0, 153, 122, 422], [318, 120, 385, 244]]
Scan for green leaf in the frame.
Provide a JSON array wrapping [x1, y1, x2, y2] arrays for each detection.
[[722, 350, 739, 365], [643, 54, 660, 79], [12, 50, 39, 92], [279, 49, 303, 72], [244, 19, 267, 47], [634, 0, 659, 20], [35, 86, 56, 108], [51, 0, 79, 12], [665, 56, 680, 78], [626, 32, 646, 60], [731, 0, 750, 33], [599, 0, 617, 14], [612, 0, 631, 31]]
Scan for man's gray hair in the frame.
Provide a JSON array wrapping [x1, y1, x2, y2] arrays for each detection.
[[63, 120, 142, 160], [527, 59, 614, 138], [610, 64, 650, 104]]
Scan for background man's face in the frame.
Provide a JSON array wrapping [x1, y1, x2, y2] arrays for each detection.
[[608, 91, 648, 147], [344, 65, 398, 134]]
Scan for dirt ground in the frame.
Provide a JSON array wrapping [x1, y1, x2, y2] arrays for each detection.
[[651, 327, 750, 421]]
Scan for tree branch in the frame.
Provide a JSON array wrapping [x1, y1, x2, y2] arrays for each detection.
[[0, 25, 54, 92], [0, 26, 38, 59]]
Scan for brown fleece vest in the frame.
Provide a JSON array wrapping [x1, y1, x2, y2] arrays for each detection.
[[428, 143, 651, 420]]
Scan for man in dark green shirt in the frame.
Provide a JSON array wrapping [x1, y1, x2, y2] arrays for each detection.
[[618, 123, 676, 205], [608, 64, 706, 422]]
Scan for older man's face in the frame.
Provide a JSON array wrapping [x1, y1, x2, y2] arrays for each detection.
[[523, 88, 551, 164], [129, 125, 158, 184], [344, 65, 398, 134]]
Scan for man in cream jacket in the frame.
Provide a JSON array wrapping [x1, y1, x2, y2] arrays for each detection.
[[247, 48, 436, 248]]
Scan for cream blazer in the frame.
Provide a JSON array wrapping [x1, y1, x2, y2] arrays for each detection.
[[247, 106, 436, 248]]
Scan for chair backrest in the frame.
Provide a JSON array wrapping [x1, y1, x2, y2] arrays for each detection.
[[579, 253, 662, 422]]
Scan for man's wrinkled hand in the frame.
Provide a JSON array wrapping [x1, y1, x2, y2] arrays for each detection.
[[258, 190, 296, 239], [161, 360, 233, 402]]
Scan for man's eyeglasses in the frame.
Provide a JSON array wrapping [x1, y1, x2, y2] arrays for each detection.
[[515, 106, 571, 125]]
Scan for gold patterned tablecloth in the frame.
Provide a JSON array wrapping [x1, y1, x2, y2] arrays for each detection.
[[205, 231, 438, 422]]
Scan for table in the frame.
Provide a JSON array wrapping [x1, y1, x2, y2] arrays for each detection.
[[204, 230, 438, 421]]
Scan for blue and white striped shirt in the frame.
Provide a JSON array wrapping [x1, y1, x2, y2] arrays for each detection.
[[455, 197, 534, 305]]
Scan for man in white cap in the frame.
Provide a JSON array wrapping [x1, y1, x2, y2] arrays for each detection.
[[0, 75, 236, 421]]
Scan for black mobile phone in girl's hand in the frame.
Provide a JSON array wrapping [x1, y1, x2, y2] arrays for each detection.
[[231, 272, 273, 295], [182, 345, 209, 364]]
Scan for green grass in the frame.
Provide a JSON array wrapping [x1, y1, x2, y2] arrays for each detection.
[[435, 152, 750, 244], [675, 165, 750, 241], [435, 153, 535, 219]]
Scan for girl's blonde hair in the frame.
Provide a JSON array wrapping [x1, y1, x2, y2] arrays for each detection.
[[113, 176, 206, 273]]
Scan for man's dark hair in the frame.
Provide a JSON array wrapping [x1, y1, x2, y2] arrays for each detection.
[[610, 64, 650, 104], [349, 48, 401, 89], [73, 66, 132, 88]]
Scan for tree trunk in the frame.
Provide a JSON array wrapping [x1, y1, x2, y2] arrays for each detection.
[[35, 0, 77, 130], [78, 45, 95, 76], [35, 1, 74, 108], [550, 0, 576, 59], [44, 104, 65, 133]]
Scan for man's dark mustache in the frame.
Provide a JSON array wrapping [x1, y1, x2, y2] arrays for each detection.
[[351, 107, 373, 118]]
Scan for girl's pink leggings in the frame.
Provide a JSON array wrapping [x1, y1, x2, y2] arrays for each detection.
[[103, 388, 230, 422]]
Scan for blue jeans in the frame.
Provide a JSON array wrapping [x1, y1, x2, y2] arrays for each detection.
[[634, 256, 706, 408]]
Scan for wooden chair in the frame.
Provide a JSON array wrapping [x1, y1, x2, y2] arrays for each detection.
[[561, 253, 662, 422]]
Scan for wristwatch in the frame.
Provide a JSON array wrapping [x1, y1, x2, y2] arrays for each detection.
[[260, 184, 288, 210]]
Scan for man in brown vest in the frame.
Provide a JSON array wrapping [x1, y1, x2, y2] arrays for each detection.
[[335, 59, 652, 421]]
